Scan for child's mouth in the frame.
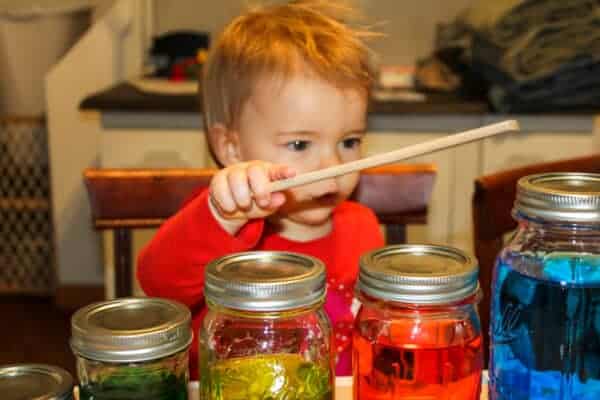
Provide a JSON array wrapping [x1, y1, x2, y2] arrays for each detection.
[[314, 193, 339, 205]]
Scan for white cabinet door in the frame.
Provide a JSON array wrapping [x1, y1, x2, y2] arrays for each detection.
[[101, 128, 210, 168], [364, 132, 455, 246], [482, 131, 594, 174], [367, 127, 596, 255], [450, 141, 483, 253]]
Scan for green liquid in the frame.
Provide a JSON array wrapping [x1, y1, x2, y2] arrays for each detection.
[[204, 353, 332, 400], [79, 369, 187, 400]]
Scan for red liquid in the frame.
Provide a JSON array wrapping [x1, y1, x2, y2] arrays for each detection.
[[353, 319, 483, 400]]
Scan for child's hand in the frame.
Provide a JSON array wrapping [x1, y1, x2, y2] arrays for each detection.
[[208, 161, 296, 234]]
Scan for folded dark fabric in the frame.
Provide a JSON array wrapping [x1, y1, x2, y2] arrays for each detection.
[[463, 0, 598, 47], [432, 0, 600, 112], [471, 16, 600, 81], [480, 57, 600, 112]]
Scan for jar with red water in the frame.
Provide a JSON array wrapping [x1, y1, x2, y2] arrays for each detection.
[[353, 244, 483, 399]]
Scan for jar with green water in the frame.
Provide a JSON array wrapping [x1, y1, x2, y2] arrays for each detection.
[[200, 251, 333, 400], [71, 297, 192, 400]]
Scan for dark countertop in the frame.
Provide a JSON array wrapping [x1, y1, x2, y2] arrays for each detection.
[[80, 82, 490, 115]]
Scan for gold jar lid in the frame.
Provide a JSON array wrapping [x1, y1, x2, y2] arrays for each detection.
[[515, 172, 600, 223], [0, 364, 73, 400], [358, 244, 479, 305], [71, 297, 192, 363], [205, 251, 326, 312]]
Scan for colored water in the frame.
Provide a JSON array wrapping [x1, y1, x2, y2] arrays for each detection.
[[79, 371, 187, 400], [204, 353, 331, 400], [353, 319, 482, 399], [491, 252, 600, 399]]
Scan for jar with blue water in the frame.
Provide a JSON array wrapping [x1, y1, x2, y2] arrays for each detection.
[[490, 172, 600, 400]]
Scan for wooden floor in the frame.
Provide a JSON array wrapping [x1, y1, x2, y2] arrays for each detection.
[[0, 296, 76, 377]]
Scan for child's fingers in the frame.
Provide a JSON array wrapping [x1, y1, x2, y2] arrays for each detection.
[[247, 164, 271, 208], [227, 166, 252, 210], [212, 162, 292, 220], [211, 172, 237, 213], [268, 165, 296, 183], [269, 192, 287, 209]]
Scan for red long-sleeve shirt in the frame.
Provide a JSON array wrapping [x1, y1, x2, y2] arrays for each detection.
[[137, 189, 384, 378]]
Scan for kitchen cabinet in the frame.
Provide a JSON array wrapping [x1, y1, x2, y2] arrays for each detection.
[[74, 85, 600, 296], [366, 117, 598, 254]]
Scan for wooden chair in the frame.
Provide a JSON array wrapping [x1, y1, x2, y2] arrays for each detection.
[[84, 164, 436, 298], [472, 154, 600, 365]]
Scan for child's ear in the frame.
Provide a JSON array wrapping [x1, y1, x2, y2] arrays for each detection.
[[207, 123, 243, 166]]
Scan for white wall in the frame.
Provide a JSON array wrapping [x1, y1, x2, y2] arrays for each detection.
[[0, 0, 119, 115], [360, 0, 474, 65], [47, 0, 149, 287], [0, 9, 90, 115], [90, 0, 117, 20], [46, 20, 113, 286], [153, 0, 474, 65]]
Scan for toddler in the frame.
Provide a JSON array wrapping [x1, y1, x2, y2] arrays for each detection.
[[137, 0, 383, 378]]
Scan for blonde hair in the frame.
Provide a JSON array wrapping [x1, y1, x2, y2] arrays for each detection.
[[202, 0, 378, 129]]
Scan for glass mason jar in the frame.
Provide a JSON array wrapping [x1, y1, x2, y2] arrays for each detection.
[[0, 364, 74, 400], [199, 251, 334, 400], [353, 245, 484, 400], [490, 173, 600, 400], [70, 297, 192, 400]]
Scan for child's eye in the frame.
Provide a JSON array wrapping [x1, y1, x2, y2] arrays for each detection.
[[342, 137, 362, 149], [286, 140, 310, 152]]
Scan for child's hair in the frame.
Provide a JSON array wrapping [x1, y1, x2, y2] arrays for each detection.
[[202, 0, 378, 130]]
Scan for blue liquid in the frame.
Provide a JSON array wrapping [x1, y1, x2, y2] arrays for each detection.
[[490, 252, 600, 399]]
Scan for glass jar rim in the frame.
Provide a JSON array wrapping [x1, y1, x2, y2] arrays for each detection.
[[205, 298, 325, 319], [356, 287, 482, 311], [513, 210, 600, 229]]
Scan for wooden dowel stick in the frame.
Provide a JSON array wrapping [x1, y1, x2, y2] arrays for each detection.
[[269, 119, 520, 193]]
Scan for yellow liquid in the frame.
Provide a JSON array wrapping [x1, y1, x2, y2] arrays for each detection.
[[205, 353, 331, 400]]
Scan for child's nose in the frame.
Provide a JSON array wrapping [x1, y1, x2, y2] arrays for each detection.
[[319, 153, 342, 169], [315, 155, 342, 192]]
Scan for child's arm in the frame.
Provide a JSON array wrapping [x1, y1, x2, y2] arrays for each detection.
[[136, 161, 294, 308]]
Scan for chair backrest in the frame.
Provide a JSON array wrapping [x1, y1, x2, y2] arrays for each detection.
[[352, 164, 436, 242], [84, 168, 215, 228], [84, 163, 436, 297], [472, 154, 600, 365], [84, 163, 436, 234]]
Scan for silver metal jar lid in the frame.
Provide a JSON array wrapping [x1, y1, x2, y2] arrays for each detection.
[[514, 172, 600, 223], [0, 364, 73, 400], [205, 251, 326, 312], [71, 297, 192, 363], [358, 244, 479, 305]]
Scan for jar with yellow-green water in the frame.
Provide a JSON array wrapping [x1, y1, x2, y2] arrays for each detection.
[[199, 251, 333, 400]]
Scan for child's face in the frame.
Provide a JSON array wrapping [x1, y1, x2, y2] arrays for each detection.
[[235, 73, 367, 227]]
